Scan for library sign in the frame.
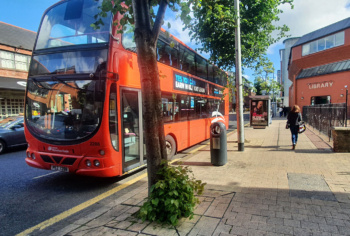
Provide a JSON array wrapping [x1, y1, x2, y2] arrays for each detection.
[[308, 81, 333, 90], [174, 72, 206, 94]]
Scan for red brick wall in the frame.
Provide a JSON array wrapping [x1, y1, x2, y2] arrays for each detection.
[[295, 71, 350, 108], [289, 28, 350, 108]]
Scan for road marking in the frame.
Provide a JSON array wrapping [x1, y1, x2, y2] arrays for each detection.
[[189, 145, 208, 153], [33, 171, 59, 179], [16, 173, 148, 236]]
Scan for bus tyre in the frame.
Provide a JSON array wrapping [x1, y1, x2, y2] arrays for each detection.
[[0, 140, 6, 154], [165, 135, 176, 160]]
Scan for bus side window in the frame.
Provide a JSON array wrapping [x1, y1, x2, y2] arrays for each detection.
[[208, 64, 214, 82], [161, 93, 180, 122], [178, 95, 189, 121], [196, 97, 208, 118], [179, 46, 195, 75], [157, 40, 171, 66], [188, 96, 196, 119], [161, 96, 173, 123], [196, 55, 208, 80], [171, 47, 179, 68]]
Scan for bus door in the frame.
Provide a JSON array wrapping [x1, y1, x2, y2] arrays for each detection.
[[121, 88, 145, 172]]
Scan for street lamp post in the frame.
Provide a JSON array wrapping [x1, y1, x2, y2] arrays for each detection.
[[234, 0, 244, 151], [345, 85, 348, 127]]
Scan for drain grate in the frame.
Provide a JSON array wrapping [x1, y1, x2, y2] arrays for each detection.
[[287, 173, 337, 201]]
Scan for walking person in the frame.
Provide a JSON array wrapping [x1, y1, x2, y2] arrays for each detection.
[[279, 107, 283, 117], [287, 105, 302, 150], [283, 106, 288, 117]]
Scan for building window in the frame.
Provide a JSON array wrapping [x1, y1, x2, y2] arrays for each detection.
[[0, 50, 31, 71], [0, 98, 25, 119], [302, 31, 344, 56], [311, 96, 331, 105]]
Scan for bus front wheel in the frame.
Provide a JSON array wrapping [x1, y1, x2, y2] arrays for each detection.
[[165, 135, 176, 160]]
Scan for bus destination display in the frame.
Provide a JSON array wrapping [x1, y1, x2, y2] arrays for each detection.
[[174, 72, 206, 94]]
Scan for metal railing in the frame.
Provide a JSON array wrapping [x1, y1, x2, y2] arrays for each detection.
[[303, 103, 347, 140]]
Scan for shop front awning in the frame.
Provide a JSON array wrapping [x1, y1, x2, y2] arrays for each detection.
[[0, 77, 27, 91]]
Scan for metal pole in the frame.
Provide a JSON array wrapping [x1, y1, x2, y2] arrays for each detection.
[[234, 0, 244, 151], [346, 88, 348, 127]]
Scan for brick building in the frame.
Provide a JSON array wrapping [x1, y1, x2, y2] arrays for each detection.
[[288, 17, 350, 109], [0, 22, 36, 120]]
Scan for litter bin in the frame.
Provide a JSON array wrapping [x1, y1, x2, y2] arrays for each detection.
[[210, 122, 227, 166]]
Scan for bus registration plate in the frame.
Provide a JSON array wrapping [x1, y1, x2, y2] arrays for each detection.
[[51, 165, 69, 172]]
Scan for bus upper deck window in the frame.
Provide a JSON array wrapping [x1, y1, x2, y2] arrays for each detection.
[[64, 0, 83, 20]]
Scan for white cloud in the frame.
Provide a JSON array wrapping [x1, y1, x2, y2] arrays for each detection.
[[263, 0, 350, 80], [164, 18, 192, 45], [163, 11, 209, 58], [163, 10, 193, 45], [278, 0, 350, 40]]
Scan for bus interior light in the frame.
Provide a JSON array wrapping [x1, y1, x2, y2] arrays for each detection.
[[93, 160, 100, 167], [86, 160, 92, 167]]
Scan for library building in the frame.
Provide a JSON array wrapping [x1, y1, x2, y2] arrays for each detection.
[[288, 17, 350, 108]]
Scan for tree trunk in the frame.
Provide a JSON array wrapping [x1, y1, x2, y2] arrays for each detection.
[[132, 0, 168, 193]]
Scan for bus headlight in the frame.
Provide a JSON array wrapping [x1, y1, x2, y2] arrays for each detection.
[[93, 160, 100, 167], [99, 149, 105, 156], [31, 153, 36, 160], [85, 160, 92, 167], [27, 152, 31, 158]]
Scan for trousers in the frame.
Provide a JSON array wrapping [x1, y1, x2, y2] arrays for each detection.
[[290, 125, 299, 145]]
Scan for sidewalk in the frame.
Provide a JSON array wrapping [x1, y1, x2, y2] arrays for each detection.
[[45, 119, 350, 236]]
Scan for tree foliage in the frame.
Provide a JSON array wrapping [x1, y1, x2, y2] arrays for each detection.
[[254, 76, 282, 98], [184, 0, 293, 70]]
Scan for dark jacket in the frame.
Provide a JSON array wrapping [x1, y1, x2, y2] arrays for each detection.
[[287, 112, 302, 126]]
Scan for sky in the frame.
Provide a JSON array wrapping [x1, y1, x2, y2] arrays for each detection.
[[1, 0, 350, 82]]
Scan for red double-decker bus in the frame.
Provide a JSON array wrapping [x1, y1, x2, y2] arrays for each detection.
[[25, 0, 229, 177]]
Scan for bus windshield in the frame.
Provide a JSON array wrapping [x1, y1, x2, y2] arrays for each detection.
[[35, 0, 111, 50], [25, 78, 104, 142]]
